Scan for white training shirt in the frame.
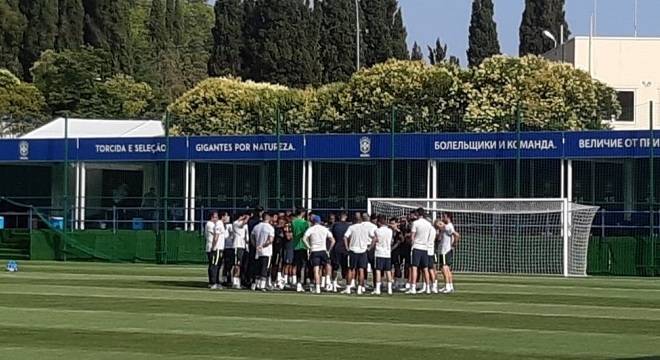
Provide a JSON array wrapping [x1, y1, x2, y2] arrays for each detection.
[[252, 222, 275, 257], [411, 218, 433, 251], [374, 226, 393, 258], [427, 226, 437, 256], [440, 222, 455, 255], [344, 222, 373, 254], [224, 222, 234, 249], [232, 220, 248, 249], [303, 224, 333, 252], [205, 220, 225, 252]]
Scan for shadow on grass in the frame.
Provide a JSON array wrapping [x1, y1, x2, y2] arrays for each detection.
[[148, 280, 209, 289]]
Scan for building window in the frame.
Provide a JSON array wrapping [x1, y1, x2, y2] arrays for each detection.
[[616, 91, 635, 122]]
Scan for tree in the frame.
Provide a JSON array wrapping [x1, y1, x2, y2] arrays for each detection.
[[410, 42, 423, 61], [319, 0, 357, 83], [242, 0, 321, 87], [147, 0, 167, 53], [427, 39, 447, 65], [56, 0, 84, 50], [0, 68, 47, 134], [85, 74, 154, 118], [360, 0, 390, 67], [31, 47, 112, 114], [388, 0, 408, 60], [18, 0, 58, 80], [519, 0, 570, 56], [467, 0, 500, 67], [466, 55, 619, 131], [208, 0, 243, 77], [0, 0, 27, 77], [171, 0, 184, 45], [82, 0, 133, 73]]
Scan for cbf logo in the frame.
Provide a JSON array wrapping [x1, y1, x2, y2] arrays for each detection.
[[359, 136, 371, 158], [18, 141, 29, 160]]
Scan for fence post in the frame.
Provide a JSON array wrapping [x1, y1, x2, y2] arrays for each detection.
[[276, 108, 281, 211], [649, 101, 655, 275], [516, 108, 522, 199], [390, 107, 396, 197], [63, 114, 69, 261], [162, 112, 171, 264]]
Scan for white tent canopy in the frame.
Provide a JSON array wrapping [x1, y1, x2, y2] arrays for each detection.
[[20, 118, 164, 139]]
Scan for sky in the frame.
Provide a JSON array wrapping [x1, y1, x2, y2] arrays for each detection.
[[398, 0, 660, 65]]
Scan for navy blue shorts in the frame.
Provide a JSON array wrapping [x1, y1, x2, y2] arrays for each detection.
[[348, 251, 368, 270], [411, 248, 429, 268], [258, 256, 270, 278], [294, 249, 308, 268], [310, 251, 329, 267], [283, 247, 294, 265], [331, 250, 347, 269], [440, 250, 453, 267], [427, 254, 436, 269], [374, 257, 392, 272]]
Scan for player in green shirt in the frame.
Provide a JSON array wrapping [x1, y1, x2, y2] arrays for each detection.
[[291, 209, 310, 292]]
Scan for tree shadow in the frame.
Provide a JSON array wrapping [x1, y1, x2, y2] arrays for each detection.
[[148, 280, 209, 289]]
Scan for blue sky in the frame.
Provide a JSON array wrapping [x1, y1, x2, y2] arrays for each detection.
[[399, 0, 660, 64]]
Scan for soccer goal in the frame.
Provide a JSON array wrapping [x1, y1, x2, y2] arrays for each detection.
[[368, 198, 599, 277]]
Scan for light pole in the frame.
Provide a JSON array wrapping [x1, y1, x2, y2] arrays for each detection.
[[543, 30, 558, 49], [356, 0, 360, 71]]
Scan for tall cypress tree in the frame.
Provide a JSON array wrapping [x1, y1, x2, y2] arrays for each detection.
[[319, 0, 357, 83], [18, 0, 58, 80], [207, 0, 243, 77], [148, 0, 167, 53], [0, 0, 27, 77], [467, 0, 500, 67], [56, 0, 84, 50], [82, 0, 133, 74], [165, 0, 175, 39], [427, 38, 447, 65], [243, 0, 320, 87], [360, 0, 390, 67], [410, 42, 423, 61], [387, 0, 408, 60], [172, 0, 184, 46], [519, 0, 570, 56]]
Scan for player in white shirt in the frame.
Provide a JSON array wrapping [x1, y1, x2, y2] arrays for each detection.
[[437, 212, 460, 293], [407, 208, 433, 294], [302, 215, 335, 294], [224, 212, 250, 289], [424, 220, 439, 294], [368, 215, 394, 295], [205, 211, 223, 289], [342, 213, 375, 295], [251, 212, 275, 291]]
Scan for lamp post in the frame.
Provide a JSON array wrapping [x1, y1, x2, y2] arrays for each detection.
[[356, 0, 360, 71]]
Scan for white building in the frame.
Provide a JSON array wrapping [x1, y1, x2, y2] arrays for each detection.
[[544, 36, 660, 130]]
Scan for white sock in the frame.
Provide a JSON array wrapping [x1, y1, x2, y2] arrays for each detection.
[[448, 282, 453, 290], [325, 275, 331, 286], [315, 284, 320, 293], [387, 282, 392, 292], [332, 279, 338, 287], [405, 282, 410, 289], [350, 279, 355, 288], [277, 272, 282, 282], [376, 282, 381, 292], [283, 275, 288, 284], [321, 277, 326, 287], [292, 276, 297, 285]]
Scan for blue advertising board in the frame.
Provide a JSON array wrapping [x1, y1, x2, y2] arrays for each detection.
[[0, 139, 75, 162], [563, 130, 660, 158], [77, 137, 188, 161], [189, 135, 304, 160], [1, 130, 658, 162], [429, 132, 563, 159]]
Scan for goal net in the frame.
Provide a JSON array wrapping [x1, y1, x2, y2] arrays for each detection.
[[368, 198, 599, 277]]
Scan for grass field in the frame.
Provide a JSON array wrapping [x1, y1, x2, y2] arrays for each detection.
[[0, 262, 659, 360]]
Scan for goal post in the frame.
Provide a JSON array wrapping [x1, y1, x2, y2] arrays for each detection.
[[367, 198, 599, 277]]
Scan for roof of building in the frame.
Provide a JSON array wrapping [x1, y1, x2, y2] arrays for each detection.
[[20, 118, 164, 139]]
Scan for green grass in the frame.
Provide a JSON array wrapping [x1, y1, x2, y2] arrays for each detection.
[[0, 262, 659, 359]]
